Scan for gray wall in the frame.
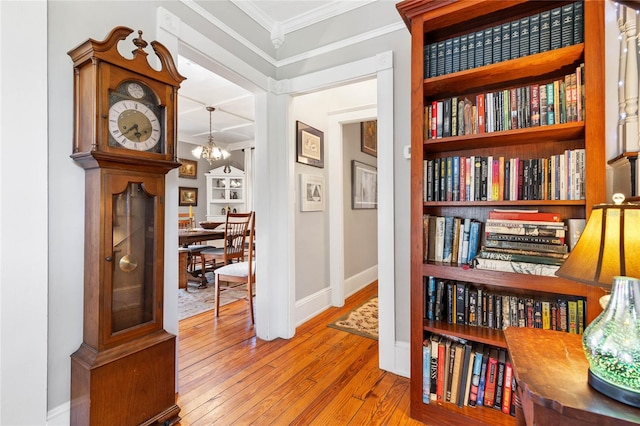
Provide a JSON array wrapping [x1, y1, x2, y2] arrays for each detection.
[[43, 0, 411, 418], [343, 122, 378, 278]]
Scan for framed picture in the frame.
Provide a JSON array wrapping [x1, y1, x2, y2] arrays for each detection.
[[178, 187, 198, 206], [361, 120, 377, 157], [296, 121, 324, 168], [300, 174, 325, 212], [178, 158, 198, 179], [352, 160, 377, 209]]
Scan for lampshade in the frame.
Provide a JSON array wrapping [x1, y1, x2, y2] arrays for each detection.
[[555, 196, 640, 408], [555, 202, 640, 287]]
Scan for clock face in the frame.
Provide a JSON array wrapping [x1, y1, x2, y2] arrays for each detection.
[[108, 100, 161, 151]]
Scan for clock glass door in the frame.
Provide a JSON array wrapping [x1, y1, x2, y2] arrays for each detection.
[[111, 181, 156, 333]]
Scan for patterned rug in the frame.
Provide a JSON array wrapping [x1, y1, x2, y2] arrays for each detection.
[[328, 296, 378, 340], [178, 272, 248, 320]]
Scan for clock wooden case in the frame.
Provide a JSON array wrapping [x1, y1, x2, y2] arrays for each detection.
[[68, 26, 185, 425]]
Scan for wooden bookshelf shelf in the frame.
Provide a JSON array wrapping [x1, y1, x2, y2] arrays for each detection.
[[397, 0, 607, 424]]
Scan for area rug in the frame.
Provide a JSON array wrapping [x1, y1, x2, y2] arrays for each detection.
[[178, 272, 248, 320], [328, 296, 378, 340]]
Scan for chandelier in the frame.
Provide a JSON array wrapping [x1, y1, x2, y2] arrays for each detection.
[[192, 106, 230, 165]]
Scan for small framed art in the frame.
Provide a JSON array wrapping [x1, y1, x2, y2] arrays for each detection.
[[352, 160, 377, 209], [300, 174, 325, 212], [178, 187, 198, 206], [361, 120, 377, 157], [178, 158, 198, 179], [296, 121, 324, 168]]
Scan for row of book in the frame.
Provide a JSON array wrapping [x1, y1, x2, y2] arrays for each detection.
[[425, 277, 587, 334], [425, 64, 584, 139], [423, 150, 586, 203], [422, 333, 516, 417], [423, 2, 583, 78], [423, 215, 482, 265]]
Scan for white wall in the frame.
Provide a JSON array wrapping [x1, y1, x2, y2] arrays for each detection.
[[0, 2, 48, 424], [292, 80, 377, 300], [1, 1, 624, 423], [343, 122, 378, 278]]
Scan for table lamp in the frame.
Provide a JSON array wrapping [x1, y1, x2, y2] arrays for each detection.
[[555, 194, 640, 407]]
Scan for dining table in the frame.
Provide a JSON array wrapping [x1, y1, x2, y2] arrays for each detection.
[[178, 227, 225, 289], [178, 227, 225, 247]]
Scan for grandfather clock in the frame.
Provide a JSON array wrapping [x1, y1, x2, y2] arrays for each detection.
[[68, 26, 185, 425]]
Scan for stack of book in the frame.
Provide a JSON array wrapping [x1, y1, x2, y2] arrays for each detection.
[[422, 333, 516, 417], [473, 210, 568, 276]]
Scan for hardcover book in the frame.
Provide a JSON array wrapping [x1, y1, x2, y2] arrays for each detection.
[[561, 3, 574, 47], [474, 257, 560, 277], [529, 13, 540, 54], [483, 348, 499, 407], [540, 9, 551, 52], [510, 20, 520, 59], [550, 7, 562, 50], [423, 343, 431, 403], [519, 16, 530, 58]]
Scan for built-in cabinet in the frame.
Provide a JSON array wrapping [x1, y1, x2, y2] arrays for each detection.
[[205, 165, 245, 222], [396, 1, 607, 424]]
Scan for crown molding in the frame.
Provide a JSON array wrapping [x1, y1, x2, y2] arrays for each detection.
[[231, 0, 375, 36], [180, 0, 278, 66], [182, 0, 403, 66]]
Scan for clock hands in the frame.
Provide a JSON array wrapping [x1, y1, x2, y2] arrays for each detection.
[[122, 123, 149, 141]]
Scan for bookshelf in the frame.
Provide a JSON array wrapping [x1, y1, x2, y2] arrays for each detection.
[[396, 1, 608, 424]]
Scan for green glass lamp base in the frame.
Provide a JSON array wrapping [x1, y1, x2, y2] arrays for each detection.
[[589, 369, 640, 408]]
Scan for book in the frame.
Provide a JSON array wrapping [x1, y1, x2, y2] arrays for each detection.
[[457, 342, 473, 407], [481, 246, 568, 259], [449, 342, 464, 403], [426, 276, 436, 320], [501, 360, 514, 414], [427, 216, 437, 262], [485, 234, 566, 248], [430, 335, 440, 401], [478, 250, 565, 266], [493, 349, 506, 409], [488, 209, 561, 222], [483, 348, 499, 407], [467, 220, 482, 262], [444, 338, 454, 401], [436, 338, 447, 402], [474, 257, 560, 277], [462, 349, 475, 407], [443, 216, 455, 263], [455, 282, 466, 325], [476, 345, 491, 406], [434, 216, 445, 262], [423, 342, 431, 403], [467, 343, 484, 406]]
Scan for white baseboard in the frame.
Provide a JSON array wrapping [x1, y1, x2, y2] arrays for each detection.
[[344, 265, 378, 298], [393, 340, 410, 378], [295, 287, 333, 326], [47, 401, 69, 425], [295, 265, 378, 326]]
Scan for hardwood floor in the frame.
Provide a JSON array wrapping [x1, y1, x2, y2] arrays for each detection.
[[176, 282, 425, 425]]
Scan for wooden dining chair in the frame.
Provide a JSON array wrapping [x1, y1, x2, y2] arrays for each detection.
[[213, 211, 255, 322], [198, 211, 253, 285], [178, 212, 212, 285]]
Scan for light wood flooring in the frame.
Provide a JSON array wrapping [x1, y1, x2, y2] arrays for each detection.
[[176, 282, 425, 425]]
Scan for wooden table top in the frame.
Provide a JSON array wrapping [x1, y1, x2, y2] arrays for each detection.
[[178, 228, 224, 246], [504, 327, 640, 424]]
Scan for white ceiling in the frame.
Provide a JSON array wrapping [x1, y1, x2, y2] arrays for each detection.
[[177, 0, 382, 151]]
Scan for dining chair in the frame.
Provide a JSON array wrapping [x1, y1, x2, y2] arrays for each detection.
[[213, 211, 255, 322], [178, 212, 212, 285], [198, 211, 253, 285]]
